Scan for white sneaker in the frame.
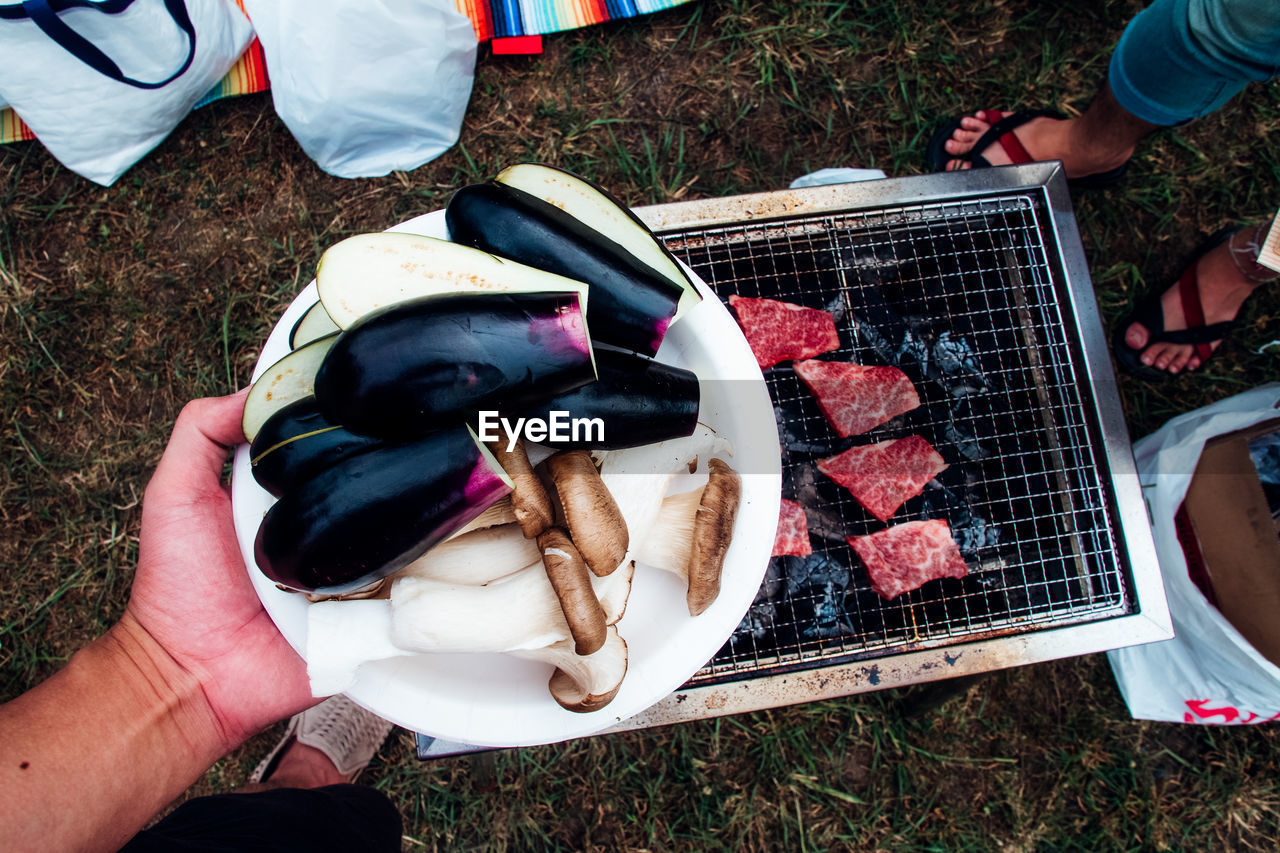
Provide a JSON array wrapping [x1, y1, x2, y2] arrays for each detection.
[[250, 694, 396, 784]]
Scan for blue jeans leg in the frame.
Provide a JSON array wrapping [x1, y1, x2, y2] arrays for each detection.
[[1109, 0, 1280, 125]]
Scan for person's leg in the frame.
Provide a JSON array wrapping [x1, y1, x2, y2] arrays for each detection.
[[119, 695, 400, 852], [941, 83, 1153, 178], [118, 784, 403, 853], [943, 0, 1280, 176], [1121, 219, 1278, 375]]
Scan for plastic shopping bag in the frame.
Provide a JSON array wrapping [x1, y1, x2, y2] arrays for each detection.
[[241, 0, 477, 179], [1107, 383, 1280, 724], [0, 0, 253, 186]]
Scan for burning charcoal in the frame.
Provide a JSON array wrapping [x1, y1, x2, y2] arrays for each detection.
[[755, 557, 788, 604], [763, 552, 858, 646], [919, 477, 1001, 556], [775, 402, 841, 458], [823, 294, 849, 326], [732, 601, 776, 643], [787, 465, 853, 546], [933, 331, 994, 396], [942, 416, 991, 462]]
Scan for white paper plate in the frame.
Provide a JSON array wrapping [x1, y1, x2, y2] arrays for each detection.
[[231, 210, 781, 747]]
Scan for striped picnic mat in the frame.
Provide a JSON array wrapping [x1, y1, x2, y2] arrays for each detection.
[[0, 0, 695, 145]]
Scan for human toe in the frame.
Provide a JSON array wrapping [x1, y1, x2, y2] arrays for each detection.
[[1123, 321, 1149, 350]]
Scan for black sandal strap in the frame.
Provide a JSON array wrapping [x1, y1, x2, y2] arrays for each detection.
[[961, 109, 1064, 168]]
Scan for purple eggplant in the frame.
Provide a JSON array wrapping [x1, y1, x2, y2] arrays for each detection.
[[314, 291, 595, 439], [254, 425, 512, 593], [249, 396, 385, 498], [445, 181, 682, 357], [513, 349, 700, 450]]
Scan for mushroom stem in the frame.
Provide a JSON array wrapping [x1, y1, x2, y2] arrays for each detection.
[[632, 486, 704, 573], [545, 450, 629, 577], [396, 523, 538, 585], [512, 626, 629, 713], [597, 424, 732, 565], [538, 527, 607, 655], [686, 458, 742, 616], [486, 431, 555, 539]]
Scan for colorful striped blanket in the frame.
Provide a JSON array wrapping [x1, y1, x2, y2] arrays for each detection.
[[1, 0, 694, 145]]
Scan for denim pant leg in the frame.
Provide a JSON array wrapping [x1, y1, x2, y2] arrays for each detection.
[[1109, 0, 1280, 125]]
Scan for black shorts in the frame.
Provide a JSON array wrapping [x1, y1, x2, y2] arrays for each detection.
[[119, 784, 401, 852]]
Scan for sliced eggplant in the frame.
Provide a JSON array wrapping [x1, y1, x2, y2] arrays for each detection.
[[446, 181, 682, 357], [288, 301, 340, 349], [315, 232, 589, 330], [249, 396, 385, 498], [242, 333, 338, 443], [254, 425, 513, 593], [314, 291, 596, 439], [515, 349, 700, 450], [495, 163, 701, 322]]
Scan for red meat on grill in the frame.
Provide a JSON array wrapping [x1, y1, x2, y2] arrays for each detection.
[[818, 435, 947, 522], [727, 295, 840, 370], [847, 520, 968, 600], [793, 359, 919, 437], [772, 498, 812, 557]]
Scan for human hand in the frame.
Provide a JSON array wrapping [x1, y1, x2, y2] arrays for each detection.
[[127, 391, 316, 750]]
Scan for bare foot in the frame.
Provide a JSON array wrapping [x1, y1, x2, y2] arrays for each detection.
[[942, 109, 1132, 179], [1122, 236, 1266, 375]]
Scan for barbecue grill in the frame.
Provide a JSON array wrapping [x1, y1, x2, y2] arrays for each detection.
[[416, 162, 1172, 757]]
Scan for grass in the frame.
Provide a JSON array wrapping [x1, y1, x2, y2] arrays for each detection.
[[3, 0, 1280, 849]]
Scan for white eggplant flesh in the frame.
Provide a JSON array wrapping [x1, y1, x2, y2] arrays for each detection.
[[289, 301, 340, 349], [242, 333, 338, 443], [495, 163, 701, 322], [316, 232, 589, 330]]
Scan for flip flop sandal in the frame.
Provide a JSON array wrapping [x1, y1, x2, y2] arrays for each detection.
[[1111, 227, 1239, 382], [926, 108, 1128, 190], [249, 694, 396, 784]]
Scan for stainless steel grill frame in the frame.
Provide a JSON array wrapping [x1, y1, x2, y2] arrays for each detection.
[[415, 163, 1172, 757], [606, 162, 1170, 731]]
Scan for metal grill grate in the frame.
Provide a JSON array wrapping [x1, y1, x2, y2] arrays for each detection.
[[660, 193, 1133, 684]]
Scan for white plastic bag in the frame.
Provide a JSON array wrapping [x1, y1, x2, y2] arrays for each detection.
[[1107, 383, 1280, 724], [241, 0, 477, 179], [0, 0, 253, 186]]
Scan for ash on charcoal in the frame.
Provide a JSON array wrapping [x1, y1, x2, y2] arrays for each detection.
[[920, 472, 1002, 556], [784, 463, 852, 546], [786, 552, 857, 640], [775, 401, 842, 457]]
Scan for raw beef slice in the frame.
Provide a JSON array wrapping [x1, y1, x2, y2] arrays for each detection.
[[728, 295, 840, 370], [793, 359, 919, 437], [818, 435, 947, 522], [772, 498, 812, 557], [847, 520, 967, 600]]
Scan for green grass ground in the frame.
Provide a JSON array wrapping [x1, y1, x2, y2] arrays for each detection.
[[3, 0, 1279, 849]]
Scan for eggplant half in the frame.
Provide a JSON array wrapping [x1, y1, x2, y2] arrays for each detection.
[[249, 396, 385, 498], [314, 291, 596, 439], [242, 333, 338, 443], [445, 181, 683, 357], [494, 163, 702, 322], [254, 425, 513, 593], [314, 231, 590, 331], [514, 349, 700, 450], [288, 302, 340, 350]]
